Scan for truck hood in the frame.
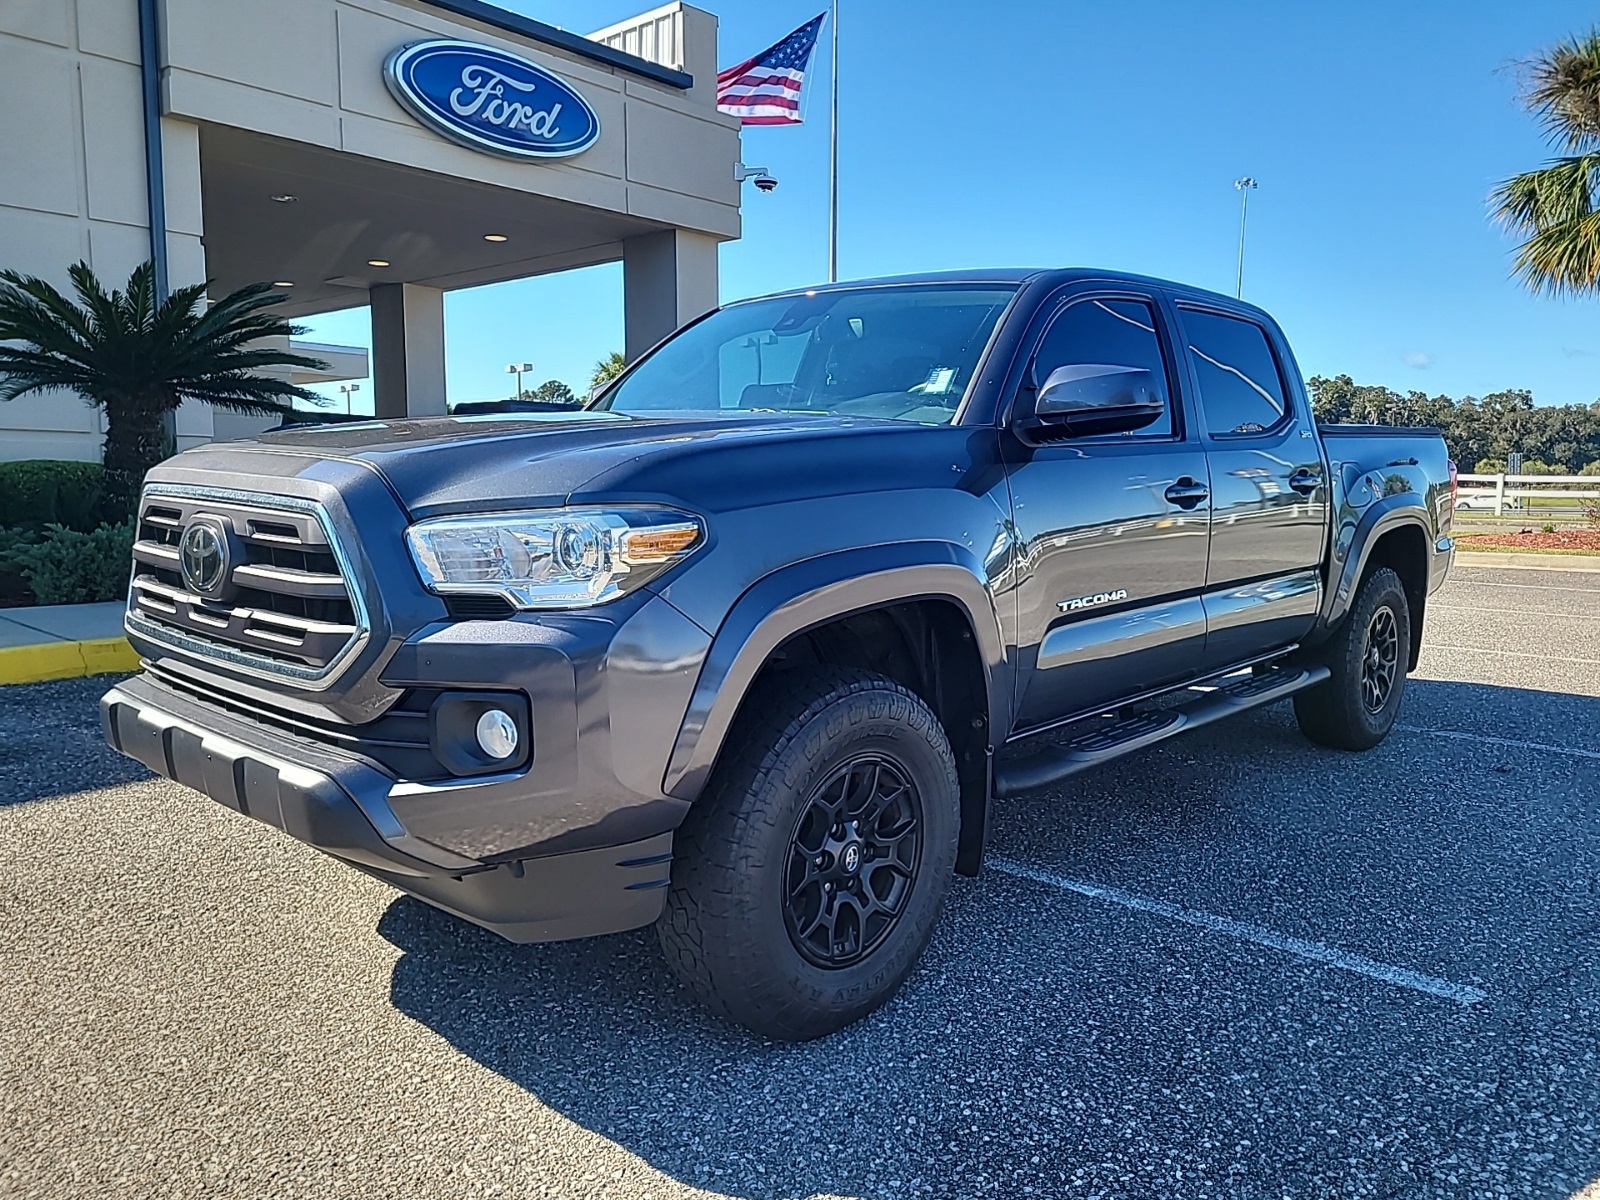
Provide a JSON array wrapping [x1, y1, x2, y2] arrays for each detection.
[[191, 410, 982, 519]]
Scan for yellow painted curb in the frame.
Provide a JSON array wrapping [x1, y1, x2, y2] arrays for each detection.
[[0, 636, 139, 685]]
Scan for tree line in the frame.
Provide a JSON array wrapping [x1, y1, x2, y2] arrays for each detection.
[[1309, 374, 1600, 475]]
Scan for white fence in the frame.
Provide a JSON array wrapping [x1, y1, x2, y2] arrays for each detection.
[[1456, 473, 1600, 516]]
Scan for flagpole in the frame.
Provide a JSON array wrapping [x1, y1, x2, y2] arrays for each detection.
[[828, 0, 839, 282]]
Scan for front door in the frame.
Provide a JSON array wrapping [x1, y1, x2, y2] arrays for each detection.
[[1002, 290, 1212, 733]]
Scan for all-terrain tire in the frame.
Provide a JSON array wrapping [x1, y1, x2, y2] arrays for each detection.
[[1294, 566, 1411, 751], [657, 666, 960, 1041]]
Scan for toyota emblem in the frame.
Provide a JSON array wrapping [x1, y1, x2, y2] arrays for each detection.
[[179, 522, 230, 596]]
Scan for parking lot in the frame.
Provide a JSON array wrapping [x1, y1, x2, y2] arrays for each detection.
[[2, 563, 1598, 1200]]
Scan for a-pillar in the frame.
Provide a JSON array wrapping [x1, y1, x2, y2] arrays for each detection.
[[370, 283, 447, 418], [622, 230, 719, 362]]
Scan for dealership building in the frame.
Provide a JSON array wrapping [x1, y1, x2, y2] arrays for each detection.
[[0, 0, 742, 461]]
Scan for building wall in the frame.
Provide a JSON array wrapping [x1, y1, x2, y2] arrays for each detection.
[[0, 0, 737, 463], [159, 0, 741, 241], [0, 0, 212, 463]]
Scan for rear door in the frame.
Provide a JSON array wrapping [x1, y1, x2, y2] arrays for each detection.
[[1002, 286, 1212, 733], [1171, 301, 1328, 669]]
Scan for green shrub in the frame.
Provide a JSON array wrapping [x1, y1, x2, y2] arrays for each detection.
[[0, 460, 111, 530], [8, 521, 134, 604], [0, 525, 33, 603]]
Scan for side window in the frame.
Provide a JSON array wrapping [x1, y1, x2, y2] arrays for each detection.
[[1181, 309, 1290, 436], [1033, 298, 1173, 437]]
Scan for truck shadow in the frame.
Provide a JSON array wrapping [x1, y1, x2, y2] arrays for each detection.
[[382, 677, 1600, 1200]]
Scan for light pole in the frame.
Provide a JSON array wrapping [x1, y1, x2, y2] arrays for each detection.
[[506, 361, 533, 398], [1233, 177, 1257, 299], [828, 0, 839, 282], [339, 382, 360, 416]]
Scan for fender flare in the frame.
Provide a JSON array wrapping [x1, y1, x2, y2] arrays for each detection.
[[660, 540, 1007, 802], [1319, 494, 1434, 633]]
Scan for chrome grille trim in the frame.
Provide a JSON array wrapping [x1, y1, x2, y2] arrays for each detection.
[[126, 485, 372, 690]]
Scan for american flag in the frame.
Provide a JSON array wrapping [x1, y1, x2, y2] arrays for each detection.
[[716, 14, 826, 126]]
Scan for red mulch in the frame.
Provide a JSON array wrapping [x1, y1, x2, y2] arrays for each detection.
[[1457, 529, 1600, 553]]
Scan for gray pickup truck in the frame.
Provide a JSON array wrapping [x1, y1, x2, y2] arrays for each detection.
[[102, 269, 1454, 1040]]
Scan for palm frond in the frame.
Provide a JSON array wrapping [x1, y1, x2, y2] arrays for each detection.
[[178, 372, 323, 415], [67, 260, 127, 338], [1518, 29, 1600, 151], [1492, 154, 1600, 232], [1510, 208, 1600, 294], [0, 269, 97, 351], [0, 347, 100, 402], [1492, 153, 1600, 294]]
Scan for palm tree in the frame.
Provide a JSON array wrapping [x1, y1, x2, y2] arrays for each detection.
[[1493, 30, 1600, 294], [0, 260, 328, 513], [590, 350, 627, 394]]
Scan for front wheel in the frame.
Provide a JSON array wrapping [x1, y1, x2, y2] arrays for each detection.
[[1294, 566, 1412, 750], [657, 667, 960, 1041]]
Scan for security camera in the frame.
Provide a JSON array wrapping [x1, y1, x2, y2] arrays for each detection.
[[735, 163, 779, 194]]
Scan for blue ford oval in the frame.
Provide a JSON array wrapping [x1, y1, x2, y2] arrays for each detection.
[[384, 39, 601, 160]]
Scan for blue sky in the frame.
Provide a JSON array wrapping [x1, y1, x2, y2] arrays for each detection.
[[303, 0, 1600, 413]]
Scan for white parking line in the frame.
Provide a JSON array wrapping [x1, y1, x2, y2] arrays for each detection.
[[1443, 580, 1600, 594], [1421, 644, 1600, 665], [1430, 604, 1600, 621], [1397, 724, 1600, 761], [988, 857, 1488, 1006]]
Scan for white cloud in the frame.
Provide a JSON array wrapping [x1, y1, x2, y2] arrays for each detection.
[[1401, 351, 1435, 369]]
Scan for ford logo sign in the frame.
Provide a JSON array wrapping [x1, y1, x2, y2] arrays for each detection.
[[383, 40, 600, 160]]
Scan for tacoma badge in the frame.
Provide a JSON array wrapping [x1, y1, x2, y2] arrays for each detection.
[[1059, 588, 1129, 612]]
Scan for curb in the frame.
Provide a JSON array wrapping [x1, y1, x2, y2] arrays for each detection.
[[0, 636, 140, 685], [1454, 551, 1600, 573]]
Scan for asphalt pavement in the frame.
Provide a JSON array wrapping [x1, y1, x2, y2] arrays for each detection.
[[1, 564, 1598, 1199]]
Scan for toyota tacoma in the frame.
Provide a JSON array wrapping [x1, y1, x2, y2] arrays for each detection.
[[102, 269, 1454, 1040]]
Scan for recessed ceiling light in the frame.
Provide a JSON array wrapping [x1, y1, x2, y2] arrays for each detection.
[[270, 194, 297, 203], [483, 233, 508, 242], [272, 280, 294, 288], [367, 259, 391, 268]]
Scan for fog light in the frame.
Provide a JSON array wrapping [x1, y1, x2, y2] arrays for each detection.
[[475, 709, 519, 759]]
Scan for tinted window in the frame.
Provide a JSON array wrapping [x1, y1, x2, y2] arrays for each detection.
[[1033, 298, 1173, 437], [1182, 310, 1290, 436], [596, 285, 1016, 426]]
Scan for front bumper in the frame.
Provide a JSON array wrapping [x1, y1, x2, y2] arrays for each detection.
[[101, 673, 674, 942]]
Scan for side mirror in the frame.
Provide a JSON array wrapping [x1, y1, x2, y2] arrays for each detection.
[[1023, 363, 1166, 440]]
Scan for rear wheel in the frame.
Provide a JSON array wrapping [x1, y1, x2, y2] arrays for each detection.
[[657, 666, 960, 1041], [1294, 566, 1411, 750]]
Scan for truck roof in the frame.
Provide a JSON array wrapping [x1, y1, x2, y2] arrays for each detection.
[[743, 267, 1268, 320]]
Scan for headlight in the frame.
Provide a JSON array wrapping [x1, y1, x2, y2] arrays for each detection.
[[404, 506, 703, 610]]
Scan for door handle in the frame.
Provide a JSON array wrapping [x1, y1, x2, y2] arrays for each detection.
[[1288, 469, 1322, 495], [1164, 478, 1210, 508]]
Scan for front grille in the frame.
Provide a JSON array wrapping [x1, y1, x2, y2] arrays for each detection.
[[128, 489, 367, 684]]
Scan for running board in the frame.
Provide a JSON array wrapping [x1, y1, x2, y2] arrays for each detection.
[[993, 665, 1331, 798]]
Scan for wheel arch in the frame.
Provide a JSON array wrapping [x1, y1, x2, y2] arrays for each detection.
[[660, 542, 1008, 876], [1322, 499, 1433, 669]]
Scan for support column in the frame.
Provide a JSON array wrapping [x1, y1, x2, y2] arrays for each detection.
[[371, 283, 447, 418], [622, 230, 719, 362]]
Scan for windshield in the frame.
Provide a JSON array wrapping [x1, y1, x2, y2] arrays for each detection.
[[593, 284, 1017, 425]]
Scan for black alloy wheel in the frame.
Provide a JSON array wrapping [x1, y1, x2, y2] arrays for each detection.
[[1294, 565, 1412, 751], [783, 755, 923, 969], [657, 666, 961, 1041], [1361, 604, 1401, 714]]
